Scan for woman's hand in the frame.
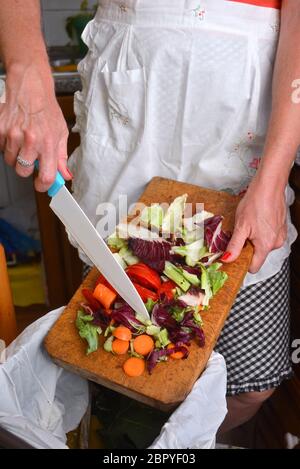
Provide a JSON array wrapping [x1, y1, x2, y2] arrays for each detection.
[[222, 173, 287, 273], [0, 62, 72, 192]]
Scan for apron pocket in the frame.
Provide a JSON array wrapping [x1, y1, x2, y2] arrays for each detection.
[[87, 65, 146, 152]]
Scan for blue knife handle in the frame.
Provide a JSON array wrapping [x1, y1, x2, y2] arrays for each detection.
[[34, 161, 65, 197]]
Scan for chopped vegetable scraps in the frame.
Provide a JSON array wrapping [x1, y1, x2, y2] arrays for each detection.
[[76, 193, 230, 373]]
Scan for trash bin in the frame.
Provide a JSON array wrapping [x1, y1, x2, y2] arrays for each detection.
[[0, 308, 89, 449], [0, 308, 227, 449]]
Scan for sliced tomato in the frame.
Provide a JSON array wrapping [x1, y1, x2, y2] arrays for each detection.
[[132, 282, 158, 303], [158, 280, 177, 301], [82, 288, 102, 311], [126, 263, 161, 291], [95, 273, 117, 294]]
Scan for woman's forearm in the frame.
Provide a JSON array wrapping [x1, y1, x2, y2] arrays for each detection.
[[0, 0, 71, 190], [0, 0, 46, 61], [257, 0, 300, 190], [0, 0, 52, 88], [224, 1, 300, 271]]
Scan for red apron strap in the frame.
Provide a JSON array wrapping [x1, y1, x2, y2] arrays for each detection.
[[228, 0, 281, 9]]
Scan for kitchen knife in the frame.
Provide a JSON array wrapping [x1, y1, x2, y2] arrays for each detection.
[[39, 166, 150, 321]]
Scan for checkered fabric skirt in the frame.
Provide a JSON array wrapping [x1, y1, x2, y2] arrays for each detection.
[[215, 258, 293, 395], [83, 259, 293, 396]]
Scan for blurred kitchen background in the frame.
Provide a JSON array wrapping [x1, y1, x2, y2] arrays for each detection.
[[0, 0, 98, 328], [42, 0, 96, 47]]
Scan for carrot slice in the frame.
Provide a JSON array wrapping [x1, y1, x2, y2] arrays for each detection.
[[113, 326, 132, 341], [123, 357, 145, 377], [112, 339, 129, 355], [93, 283, 117, 310], [133, 335, 154, 356], [167, 343, 187, 359]]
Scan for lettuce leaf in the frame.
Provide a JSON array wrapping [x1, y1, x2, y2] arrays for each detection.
[[112, 252, 127, 269], [118, 246, 139, 266], [163, 262, 191, 292], [107, 231, 127, 250], [103, 335, 114, 353], [161, 194, 187, 235], [200, 262, 228, 305], [181, 267, 201, 287], [172, 240, 206, 267], [140, 204, 164, 230], [181, 227, 203, 245], [200, 265, 213, 305], [207, 264, 228, 295], [184, 210, 214, 230], [145, 298, 157, 313], [76, 310, 102, 354], [154, 328, 170, 348]]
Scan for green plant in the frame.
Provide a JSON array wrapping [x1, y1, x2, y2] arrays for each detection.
[[80, 0, 89, 10], [65, 1, 97, 55]]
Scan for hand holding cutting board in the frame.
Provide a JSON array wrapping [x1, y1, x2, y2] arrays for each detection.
[[222, 173, 287, 273]]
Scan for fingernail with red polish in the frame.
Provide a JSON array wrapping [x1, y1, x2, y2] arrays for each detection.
[[66, 168, 74, 179], [221, 252, 231, 261]]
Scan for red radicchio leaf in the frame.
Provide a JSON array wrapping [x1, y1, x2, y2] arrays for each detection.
[[180, 322, 205, 346], [204, 215, 223, 231], [170, 254, 186, 265], [128, 238, 172, 271], [147, 345, 189, 373], [175, 238, 186, 246], [211, 230, 231, 254], [151, 303, 178, 329], [80, 303, 110, 328], [141, 259, 166, 273], [201, 215, 231, 254], [178, 288, 205, 307], [179, 309, 194, 324], [80, 303, 94, 316], [204, 216, 222, 251], [111, 304, 143, 331], [92, 309, 111, 328], [167, 298, 188, 309], [168, 328, 194, 345], [182, 265, 201, 276], [180, 308, 205, 346], [152, 299, 205, 346]]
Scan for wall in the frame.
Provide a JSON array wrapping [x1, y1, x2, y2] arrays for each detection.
[[41, 0, 96, 46]]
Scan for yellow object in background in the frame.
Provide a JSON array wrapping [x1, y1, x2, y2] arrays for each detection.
[[52, 64, 78, 73], [8, 263, 45, 307], [0, 244, 17, 345]]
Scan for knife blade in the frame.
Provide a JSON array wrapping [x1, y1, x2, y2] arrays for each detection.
[[41, 167, 150, 321]]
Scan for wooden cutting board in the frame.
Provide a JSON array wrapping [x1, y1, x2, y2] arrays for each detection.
[[44, 177, 253, 411]]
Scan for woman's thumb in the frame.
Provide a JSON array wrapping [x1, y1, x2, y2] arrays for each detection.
[[221, 226, 247, 263]]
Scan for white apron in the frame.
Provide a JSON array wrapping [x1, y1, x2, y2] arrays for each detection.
[[68, 0, 297, 286]]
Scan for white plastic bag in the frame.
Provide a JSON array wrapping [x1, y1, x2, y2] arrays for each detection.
[[0, 308, 227, 449], [0, 307, 89, 449], [149, 352, 227, 449]]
